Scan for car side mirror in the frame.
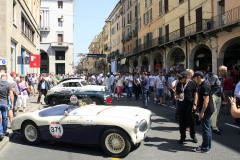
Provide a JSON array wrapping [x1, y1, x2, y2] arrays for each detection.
[[64, 110, 69, 116]]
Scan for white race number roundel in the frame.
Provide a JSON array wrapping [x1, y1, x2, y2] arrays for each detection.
[[70, 95, 78, 104], [49, 122, 63, 138]]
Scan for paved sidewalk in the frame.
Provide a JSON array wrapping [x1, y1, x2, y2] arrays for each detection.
[[0, 94, 48, 151]]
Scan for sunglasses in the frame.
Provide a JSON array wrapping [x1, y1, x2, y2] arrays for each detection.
[[20, 77, 24, 78]]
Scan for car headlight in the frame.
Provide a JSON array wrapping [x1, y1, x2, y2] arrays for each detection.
[[134, 122, 140, 134], [139, 119, 148, 132]]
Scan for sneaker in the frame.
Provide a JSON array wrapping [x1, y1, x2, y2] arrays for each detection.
[[194, 147, 209, 153], [178, 138, 185, 144], [191, 136, 198, 143], [162, 103, 167, 106], [212, 129, 222, 135]]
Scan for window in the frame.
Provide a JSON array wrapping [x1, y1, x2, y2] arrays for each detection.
[[13, 0, 16, 23], [159, 0, 163, 15], [137, 17, 141, 30], [58, 1, 63, 9], [150, 8, 153, 21], [58, 34, 63, 42], [144, 11, 149, 25], [164, 0, 169, 12], [21, 17, 25, 32], [149, 0, 152, 5], [138, 3, 140, 15], [58, 18, 63, 27], [21, 16, 35, 43], [62, 83, 69, 87], [145, 0, 148, 8], [55, 51, 65, 60], [130, 11, 132, 22]]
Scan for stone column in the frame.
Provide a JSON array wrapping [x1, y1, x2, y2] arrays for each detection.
[[211, 37, 218, 74]]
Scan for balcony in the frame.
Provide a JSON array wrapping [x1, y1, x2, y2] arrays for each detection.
[[40, 27, 50, 32], [51, 42, 69, 48]]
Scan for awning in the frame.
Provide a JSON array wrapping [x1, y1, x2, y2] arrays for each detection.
[[121, 58, 126, 65]]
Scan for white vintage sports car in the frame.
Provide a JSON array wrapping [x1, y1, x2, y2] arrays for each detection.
[[11, 104, 152, 158], [48, 79, 107, 95]]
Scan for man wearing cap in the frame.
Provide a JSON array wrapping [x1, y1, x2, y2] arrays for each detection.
[[192, 71, 214, 153], [175, 71, 198, 144]]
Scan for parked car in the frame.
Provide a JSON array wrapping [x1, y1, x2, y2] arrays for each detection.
[[48, 79, 107, 95], [12, 104, 152, 158], [44, 90, 112, 106]]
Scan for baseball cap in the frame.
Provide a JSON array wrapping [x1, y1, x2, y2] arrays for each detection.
[[179, 71, 188, 80], [10, 72, 16, 76], [192, 71, 204, 79]]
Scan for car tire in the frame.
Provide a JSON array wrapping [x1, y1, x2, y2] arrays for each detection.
[[90, 97, 102, 105], [101, 128, 131, 158], [49, 97, 59, 106], [131, 142, 141, 151], [22, 121, 42, 145]]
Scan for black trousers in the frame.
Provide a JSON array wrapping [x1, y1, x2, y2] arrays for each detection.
[[178, 101, 196, 139], [134, 85, 141, 100], [37, 89, 47, 103]]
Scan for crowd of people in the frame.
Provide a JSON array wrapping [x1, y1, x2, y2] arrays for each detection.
[[0, 64, 240, 153]]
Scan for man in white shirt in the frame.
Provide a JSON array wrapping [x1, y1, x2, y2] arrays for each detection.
[[155, 71, 167, 106], [125, 72, 133, 101], [149, 71, 157, 101]]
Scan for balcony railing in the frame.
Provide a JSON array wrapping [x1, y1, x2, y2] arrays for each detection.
[[51, 42, 69, 48], [40, 27, 50, 32]]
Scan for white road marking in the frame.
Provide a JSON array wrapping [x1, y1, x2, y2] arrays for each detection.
[[225, 123, 240, 129]]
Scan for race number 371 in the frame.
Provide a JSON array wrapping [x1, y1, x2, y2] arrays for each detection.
[[49, 122, 63, 138]]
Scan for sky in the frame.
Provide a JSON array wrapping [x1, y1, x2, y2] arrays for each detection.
[[73, 0, 119, 66]]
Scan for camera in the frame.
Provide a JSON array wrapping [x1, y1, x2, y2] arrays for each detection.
[[236, 98, 240, 109]]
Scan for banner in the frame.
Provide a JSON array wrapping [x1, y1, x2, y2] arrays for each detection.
[[30, 54, 40, 68]]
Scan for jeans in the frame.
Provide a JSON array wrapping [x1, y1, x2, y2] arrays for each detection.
[[142, 88, 148, 109], [0, 104, 8, 135], [126, 87, 133, 100], [211, 94, 221, 130], [13, 95, 18, 116], [201, 113, 212, 151]]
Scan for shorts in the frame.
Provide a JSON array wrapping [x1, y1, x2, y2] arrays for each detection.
[[157, 88, 164, 98], [149, 86, 154, 93], [17, 94, 28, 108], [31, 84, 37, 90]]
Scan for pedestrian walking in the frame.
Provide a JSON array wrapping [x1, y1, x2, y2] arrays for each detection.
[[0, 73, 14, 140], [175, 71, 198, 144], [223, 71, 234, 114], [10, 72, 19, 117], [16, 75, 29, 113], [124, 72, 133, 101], [140, 72, 149, 109], [149, 71, 157, 101], [192, 71, 214, 153], [134, 73, 141, 100], [116, 74, 124, 100], [155, 72, 167, 106], [37, 76, 49, 104], [209, 69, 222, 135]]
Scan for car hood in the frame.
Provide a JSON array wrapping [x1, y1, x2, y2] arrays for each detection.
[[73, 105, 151, 120]]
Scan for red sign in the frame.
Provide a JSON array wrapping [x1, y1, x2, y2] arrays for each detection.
[[30, 54, 40, 68]]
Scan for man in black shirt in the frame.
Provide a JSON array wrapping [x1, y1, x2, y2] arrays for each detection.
[[175, 71, 198, 144], [193, 71, 214, 153]]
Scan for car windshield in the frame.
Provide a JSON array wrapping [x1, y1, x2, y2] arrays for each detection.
[[81, 81, 88, 86]]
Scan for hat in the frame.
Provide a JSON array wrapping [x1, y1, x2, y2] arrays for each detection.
[[10, 72, 16, 76], [192, 71, 204, 79], [179, 71, 188, 80]]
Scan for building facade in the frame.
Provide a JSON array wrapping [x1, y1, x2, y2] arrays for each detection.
[[87, 35, 99, 74], [40, 0, 75, 75], [0, 0, 41, 74], [83, 0, 240, 76]]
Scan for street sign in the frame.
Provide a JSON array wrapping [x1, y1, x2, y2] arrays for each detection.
[[30, 54, 40, 68], [0, 58, 7, 65]]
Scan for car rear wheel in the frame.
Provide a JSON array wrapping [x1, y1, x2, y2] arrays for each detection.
[[101, 128, 131, 158], [22, 121, 41, 145], [49, 97, 59, 106]]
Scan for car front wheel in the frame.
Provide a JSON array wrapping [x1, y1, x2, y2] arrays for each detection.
[[22, 121, 42, 145], [49, 97, 59, 106], [101, 128, 131, 158]]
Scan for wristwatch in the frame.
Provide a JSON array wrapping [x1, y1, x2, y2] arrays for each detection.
[[201, 110, 205, 113]]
